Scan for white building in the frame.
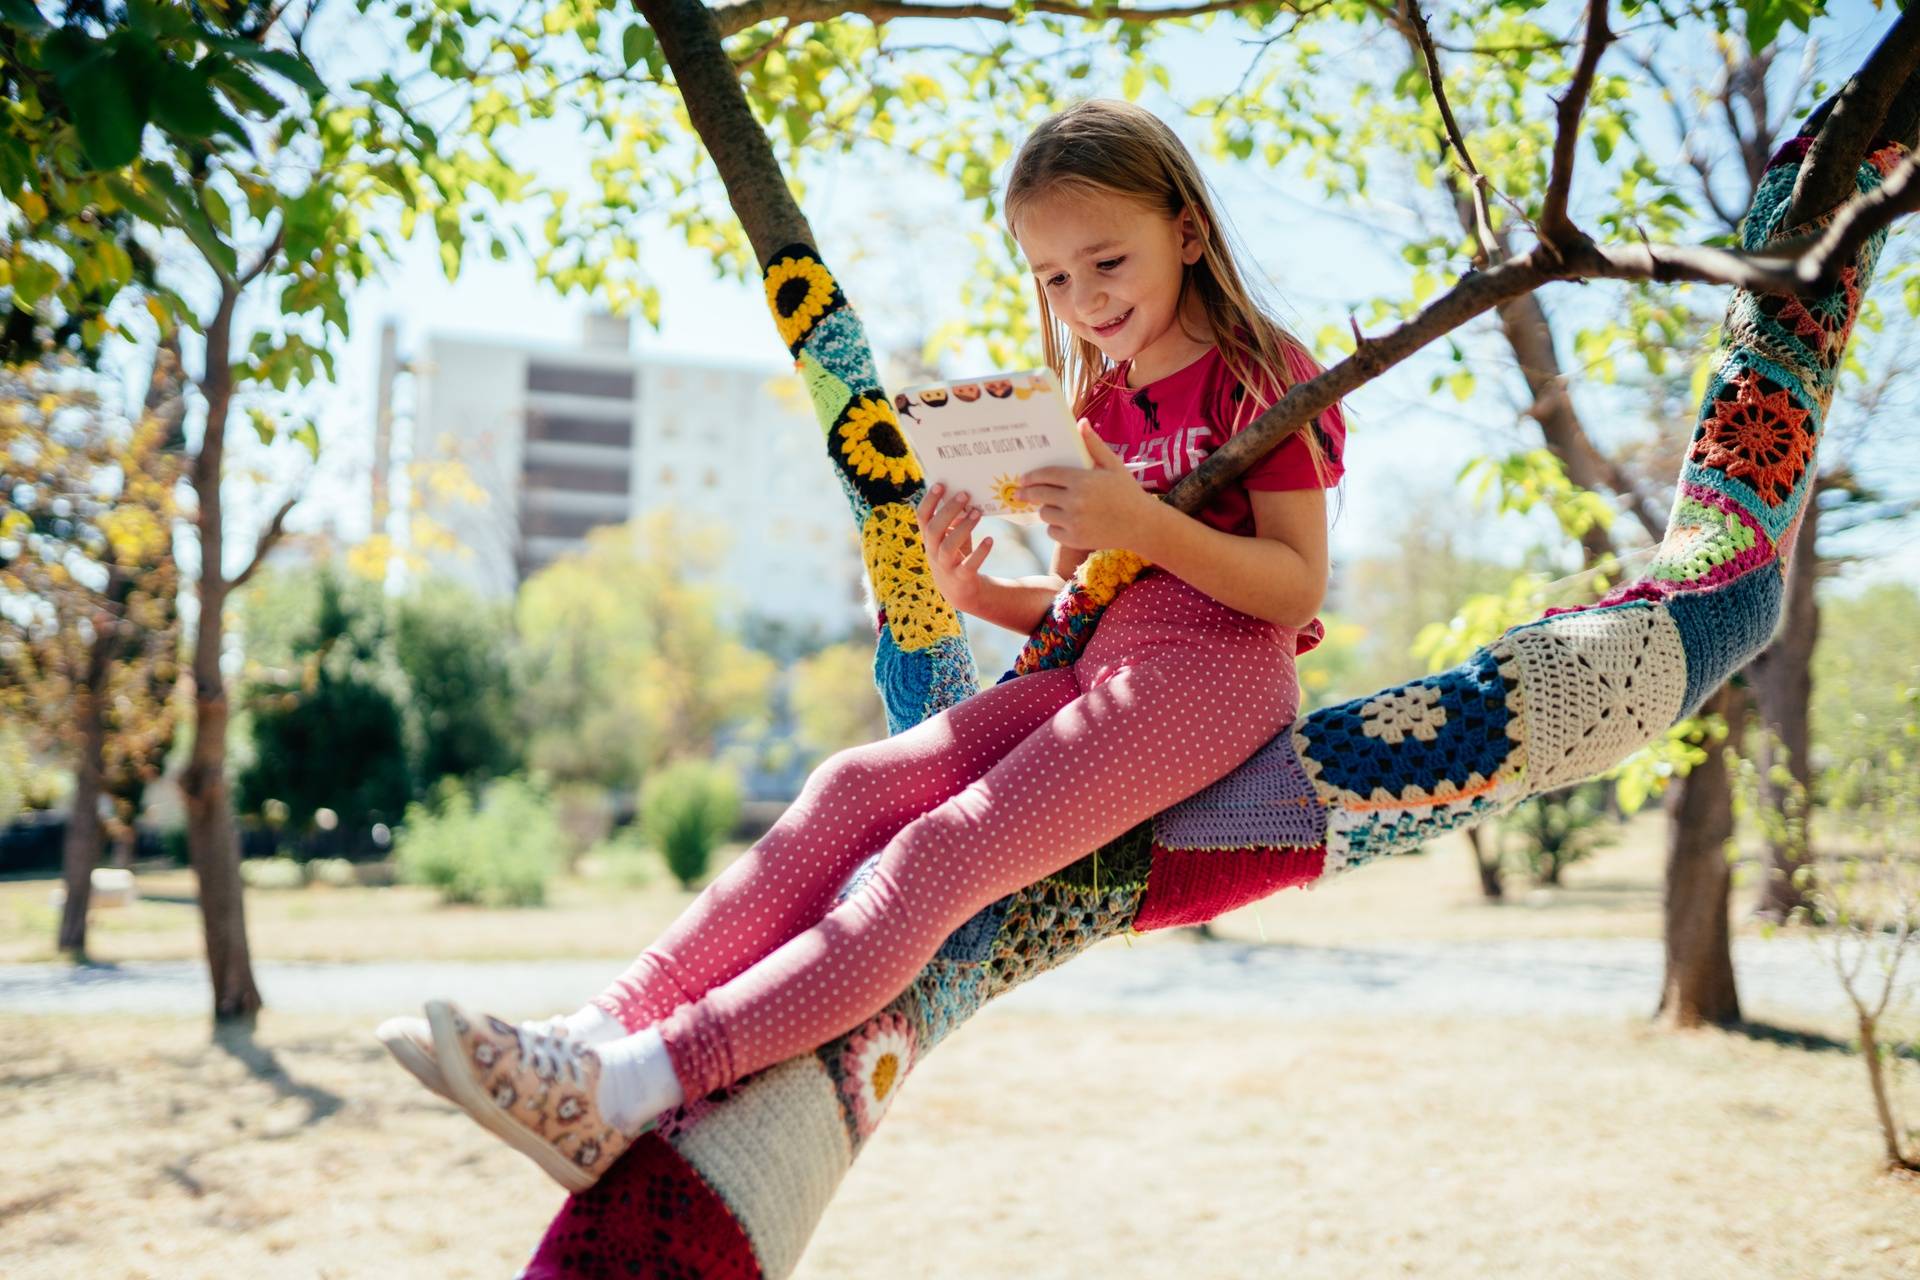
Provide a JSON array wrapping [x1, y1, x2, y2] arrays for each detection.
[[398, 316, 869, 638]]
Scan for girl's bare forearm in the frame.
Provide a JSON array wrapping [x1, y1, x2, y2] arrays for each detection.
[[958, 574, 1066, 635]]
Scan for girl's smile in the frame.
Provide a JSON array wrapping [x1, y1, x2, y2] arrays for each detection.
[[1011, 187, 1212, 386]]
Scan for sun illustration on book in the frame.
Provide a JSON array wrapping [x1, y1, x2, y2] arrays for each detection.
[[992, 473, 1032, 512]]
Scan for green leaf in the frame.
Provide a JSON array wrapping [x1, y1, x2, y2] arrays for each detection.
[[102, 173, 171, 225], [207, 60, 285, 117], [621, 25, 651, 70], [0, 0, 51, 36], [291, 420, 320, 461], [148, 56, 227, 141], [140, 162, 239, 276], [59, 45, 146, 170], [205, 37, 326, 98]]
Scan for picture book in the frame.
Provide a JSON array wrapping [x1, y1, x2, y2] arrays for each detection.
[[892, 368, 1092, 524]]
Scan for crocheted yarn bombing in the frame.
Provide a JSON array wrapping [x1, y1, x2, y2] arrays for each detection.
[[517, 1132, 763, 1280], [1155, 725, 1328, 851], [1002, 548, 1153, 681], [765, 245, 980, 743], [861, 502, 963, 653], [524, 134, 1900, 1279]]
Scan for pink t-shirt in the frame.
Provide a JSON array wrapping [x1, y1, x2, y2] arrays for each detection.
[[1080, 341, 1347, 654]]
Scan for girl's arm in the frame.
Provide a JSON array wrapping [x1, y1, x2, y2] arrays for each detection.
[[958, 541, 1089, 636], [1129, 488, 1329, 629]]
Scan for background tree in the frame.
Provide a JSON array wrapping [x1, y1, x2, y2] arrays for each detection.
[[0, 354, 182, 957], [4, 0, 512, 1017], [236, 570, 412, 840], [514, 512, 777, 794]]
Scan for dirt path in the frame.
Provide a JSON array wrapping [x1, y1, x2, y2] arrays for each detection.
[[0, 933, 1866, 1020]]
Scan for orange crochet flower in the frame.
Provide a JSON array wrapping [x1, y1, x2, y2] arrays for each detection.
[[1689, 373, 1813, 507]]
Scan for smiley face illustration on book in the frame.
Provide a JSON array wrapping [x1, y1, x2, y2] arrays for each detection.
[[894, 369, 1092, 525]]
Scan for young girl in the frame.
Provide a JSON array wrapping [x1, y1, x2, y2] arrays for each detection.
[[377, 98, 1346, 1193]]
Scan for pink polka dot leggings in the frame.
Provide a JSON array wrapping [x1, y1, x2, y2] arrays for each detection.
[[590, 571, 1303, 1100]]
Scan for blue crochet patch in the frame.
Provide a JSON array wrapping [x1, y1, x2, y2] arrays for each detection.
[[874, 625, 937, 734], [1293, 645, 1520, 807], [1328, 793, 1500, 872], [805, 307, 883, 397], [922, 633, 981, 716], [934, 895, 1013, 963], [902, 958, 989, 1054], [1667, 563, 1784, 720]]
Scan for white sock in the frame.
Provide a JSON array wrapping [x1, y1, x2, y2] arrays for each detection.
[[593, 1027, 684, 1133], [562, 1005, 625, 1044], [520, 1006, 624, 1045]]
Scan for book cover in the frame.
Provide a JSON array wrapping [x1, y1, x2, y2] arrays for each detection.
[[893, 368, 1091, 525]]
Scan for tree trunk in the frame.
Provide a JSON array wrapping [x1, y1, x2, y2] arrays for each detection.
[[109, 825, 136, 870], [181, 593, 261, 1021], [181, 293, 262, 1024], [56, 629, 113, 957], [1657, 680, 1746, 1028], [1466, 826, 1503, 900], [1746, 497, 1819, 922], [1859, 1010, 1920, 1170]]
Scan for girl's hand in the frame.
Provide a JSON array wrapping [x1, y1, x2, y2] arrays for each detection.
[[1017, 420, 1156, 551], [916, 482, 993, 612]]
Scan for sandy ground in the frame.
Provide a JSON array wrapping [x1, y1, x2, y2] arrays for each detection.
[[1, 1007, 1915, 1279], [5, 814, 1914, 1277]]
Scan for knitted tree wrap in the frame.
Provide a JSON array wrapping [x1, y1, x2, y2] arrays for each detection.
[[520, 133, 1902, 1279]]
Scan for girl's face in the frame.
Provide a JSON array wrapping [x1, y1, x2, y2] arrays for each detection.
[[1012, 186, 1207, 375]]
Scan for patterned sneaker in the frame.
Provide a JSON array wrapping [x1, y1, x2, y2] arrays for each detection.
[[375, 1015, 451, 1102], [424, 999, 655, 1194], [376, 1012, 582, 1104]]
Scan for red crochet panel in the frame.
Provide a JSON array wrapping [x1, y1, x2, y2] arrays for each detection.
[[518, 1133, 761, 1280], [1132, 843, 1327, 931]]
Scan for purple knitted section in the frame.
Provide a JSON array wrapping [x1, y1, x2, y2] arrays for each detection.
[[1154, 728, 1327, 850]]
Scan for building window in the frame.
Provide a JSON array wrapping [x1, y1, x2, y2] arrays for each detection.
[[522, 462, 630, 494], [527, 363, 635, 399], [527, 413, 632, 448]]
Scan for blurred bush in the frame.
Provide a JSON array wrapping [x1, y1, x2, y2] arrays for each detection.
[[640, 760, 742, 890], [394, 777, 564, 907]]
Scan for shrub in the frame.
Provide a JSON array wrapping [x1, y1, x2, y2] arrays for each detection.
[[238, 856, 305, 891], [640, 760, 742, 890], [584, 825, 659, 888], [306, 857, 358, 888], [394, 777, 564, 907]]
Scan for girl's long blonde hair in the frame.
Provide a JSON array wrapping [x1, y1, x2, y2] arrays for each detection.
[[1004, 98, 1342, 487]]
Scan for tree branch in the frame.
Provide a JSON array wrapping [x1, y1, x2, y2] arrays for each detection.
[[1787, 6, 1920, 227], [236, 220, 287, 290], [1401, 0, 1499, 266], [638, 0, 816, 261], [712, 0, 1267, 36], [226, 497, 297, 594], [1538, 0, 1611, 254]]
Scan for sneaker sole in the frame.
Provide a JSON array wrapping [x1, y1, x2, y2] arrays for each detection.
[[424, 999, 597, 1195], [374, 1017, 451, 1102]]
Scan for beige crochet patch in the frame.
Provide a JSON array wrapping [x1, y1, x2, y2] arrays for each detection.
[[1496, 604, 1689, 793], [677, 1054, 852, 1280]]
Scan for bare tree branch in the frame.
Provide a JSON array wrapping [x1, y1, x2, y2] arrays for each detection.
[[226, 497, 298, 594], [1402, 0, 1500, 266], [713, 0, 1265, 36], [1539, 0, 1612, 254], [1788, 6, 1920, 226], [639, 0, 817, 259]]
